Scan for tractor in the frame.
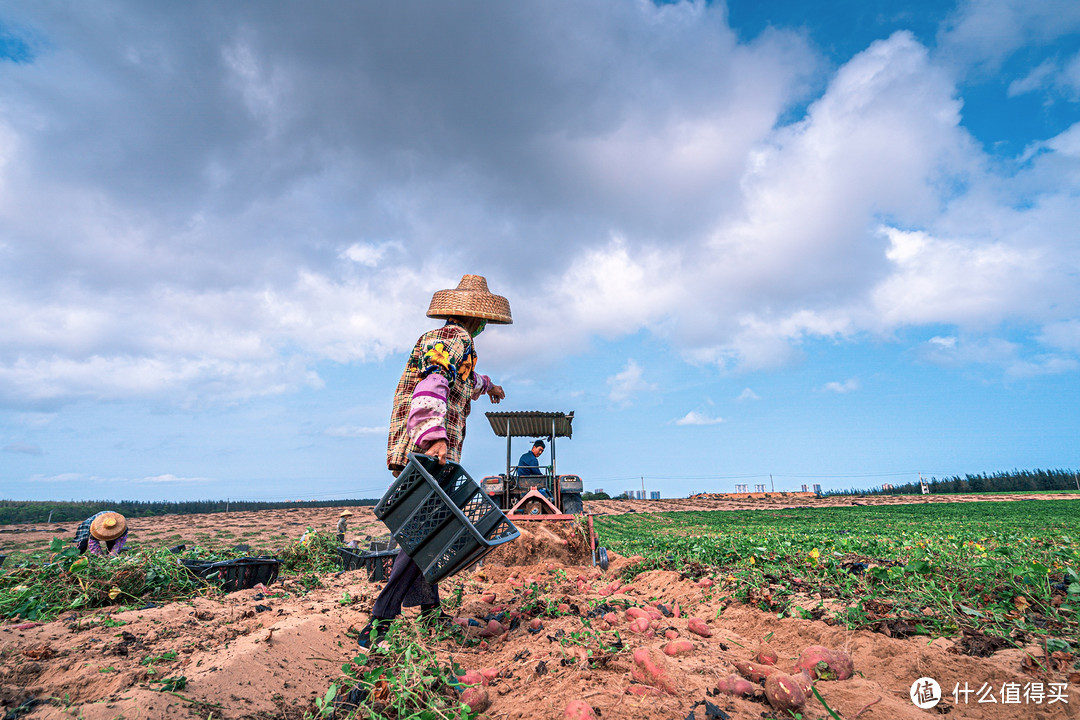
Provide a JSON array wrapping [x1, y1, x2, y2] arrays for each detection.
[[481, 410, 607, 568]]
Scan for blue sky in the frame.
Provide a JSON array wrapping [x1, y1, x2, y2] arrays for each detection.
[[1, 0, 1078, 502]]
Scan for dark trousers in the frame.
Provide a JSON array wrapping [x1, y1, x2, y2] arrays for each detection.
[[371, 550, 437, 618]]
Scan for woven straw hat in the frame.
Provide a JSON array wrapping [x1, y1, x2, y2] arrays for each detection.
[[427, 274, 512, 325], [89, 512, 127, 542], [339, 510, 353, 517]]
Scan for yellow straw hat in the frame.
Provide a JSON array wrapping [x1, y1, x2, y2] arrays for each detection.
[[427, 275, 512, 325], [89, 512, 127, 542], [339, 510, 354, 517]]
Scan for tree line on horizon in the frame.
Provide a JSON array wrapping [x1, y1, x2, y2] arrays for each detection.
[[0, 498, 380, 525], [822, 468, 1079, 496]]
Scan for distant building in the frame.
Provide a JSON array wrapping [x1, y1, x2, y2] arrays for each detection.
[[594, 488, 604, 495], [649, 491, 660, 500], [882, 483, 893, 491], [812, 484, 822, 494], [735, 484, 748, 493], [754, 484, 766, 493], [801, 484, 809, 492]]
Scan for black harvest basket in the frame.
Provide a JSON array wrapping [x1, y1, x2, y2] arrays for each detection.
[[374, 453, 518, 583], [180, 556, 281, 592], [338, 547, 398, 582]]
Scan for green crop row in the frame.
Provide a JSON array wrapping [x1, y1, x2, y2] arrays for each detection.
[[595, 500, 1079, 646]]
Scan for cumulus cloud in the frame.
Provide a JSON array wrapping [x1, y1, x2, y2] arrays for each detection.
[[674, 411, 724, 425], [324, 425, 387, 438], [822, 379, 860, 394], [736, 387, 760, 401], [3, 442, 43, 455], [607, 360, 656, 406], [0, 2, 1076, 410]]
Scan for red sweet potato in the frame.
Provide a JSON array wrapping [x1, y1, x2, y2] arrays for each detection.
[[461, 686, 491, 713], [625, 684, 662, 697], [687, 618, 712, 637], [662, 640, 695, 656], [563, 699, 597, 719], [628, 616, 652, 634], [457, 670, 484, 686], [764, 672, 806, 712], [625, 607, 649, 621], [602, 612, 620, 625], [663, 629, 679, 641], [795, 645, 855, 681], [479, 667, 500, 684], [478, 619, 504, 638], [557, 603, 571, 614], [716, 674, 756, 697], [697, 577, 714, 588], [631, 647, 675, 693], [734, 660, 780, 683], [672, 602, 681, 618], [529, 618, 544, 631], [755, 644, 778, 666], [480, 592, 496, 604]]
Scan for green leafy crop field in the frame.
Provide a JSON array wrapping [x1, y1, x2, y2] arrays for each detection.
[[596, 500, 1079, 645]]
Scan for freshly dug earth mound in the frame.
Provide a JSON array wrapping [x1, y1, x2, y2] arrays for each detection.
[[483, 518, 593, 567]]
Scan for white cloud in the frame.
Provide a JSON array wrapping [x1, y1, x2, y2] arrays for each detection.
[[674, 411, 724, 426], [606, 360, 656, 406], [3, 442, 43, 455], [736, 388, 760, 401], [822, 379, 860, 394], [27, 472, 213, 484], [324, 425, 386, 438]]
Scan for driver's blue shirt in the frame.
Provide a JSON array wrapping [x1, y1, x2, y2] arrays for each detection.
[[517, 450, 542, 476]]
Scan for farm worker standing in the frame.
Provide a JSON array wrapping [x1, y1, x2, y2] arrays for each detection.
[[336, 509, 352, 542], [516, 439, 546, 476], [73, 511, 128, 556], [359, 274, 510, 649]]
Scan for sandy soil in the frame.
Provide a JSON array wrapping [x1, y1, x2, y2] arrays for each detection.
[[1, 496, 1078, 720]]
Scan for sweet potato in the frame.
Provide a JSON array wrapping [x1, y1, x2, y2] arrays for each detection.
[[480, 592, 496, 604], [628, 616, 652, 634], [529, 618, 544, 631], [687, 618, 712, 637], [625, 684, 662, 697], [625, 607, 649, 622], [664, 629, 680, 641], [734, 660, 779, 683], [461, 686, 491, 713], [480, 667, 500, 684], [795, 645, 854, 681], [557, 603, 571, 614], [672, 602, 681, 618], [563, 699, 597, 719], [755, 644, 778, 666], [478, 619, 504, 638], [697, 577, 714, 588], [631, 647, 675, 693], [457, 670, 484, 687], [602, 612, 620, 625], [764, 672, 806, 712], [662, 640, 695, 657], [716, 674, 756, 697]]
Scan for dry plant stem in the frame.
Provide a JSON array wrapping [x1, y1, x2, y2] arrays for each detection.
[[853, 696, 883, 719]]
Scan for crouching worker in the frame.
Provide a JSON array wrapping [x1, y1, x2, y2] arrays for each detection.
[[73, 511, 128, 556], [359, 275, 510, 649]]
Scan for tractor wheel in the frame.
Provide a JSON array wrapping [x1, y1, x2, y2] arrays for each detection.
[[561, 493, 583, 515]]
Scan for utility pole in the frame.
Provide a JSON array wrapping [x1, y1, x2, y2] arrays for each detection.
[[226, 498, 230, 513], [770, 474, 774, 493], [640, 476, 645, 500]]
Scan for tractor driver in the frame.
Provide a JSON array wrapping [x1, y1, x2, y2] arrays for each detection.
[[516, 439, 545, 477]]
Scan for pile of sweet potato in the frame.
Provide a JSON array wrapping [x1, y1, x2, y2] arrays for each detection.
[[715, 644, 855, 712]]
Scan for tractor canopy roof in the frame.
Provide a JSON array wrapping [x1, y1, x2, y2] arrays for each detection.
[[485, 411, 574, 439]]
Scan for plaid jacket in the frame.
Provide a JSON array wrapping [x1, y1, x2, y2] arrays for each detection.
[[73, 511, 107, 549], [387, 323, 479, 470]]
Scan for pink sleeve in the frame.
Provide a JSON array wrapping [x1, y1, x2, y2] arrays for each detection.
[[471, 373, 492, 400], [408, 373, 449, 449], [87, 537, 104, 556]]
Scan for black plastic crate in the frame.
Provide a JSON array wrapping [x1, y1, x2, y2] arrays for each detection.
[[374, 453, 518, 583], [179, 556, 281, 592], [339, 547, 398, 582]]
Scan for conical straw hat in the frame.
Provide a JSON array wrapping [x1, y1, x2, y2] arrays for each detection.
[[427, 274, 512, 325], [339, 510, 354, 517], [90, 512, 127, 542]]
